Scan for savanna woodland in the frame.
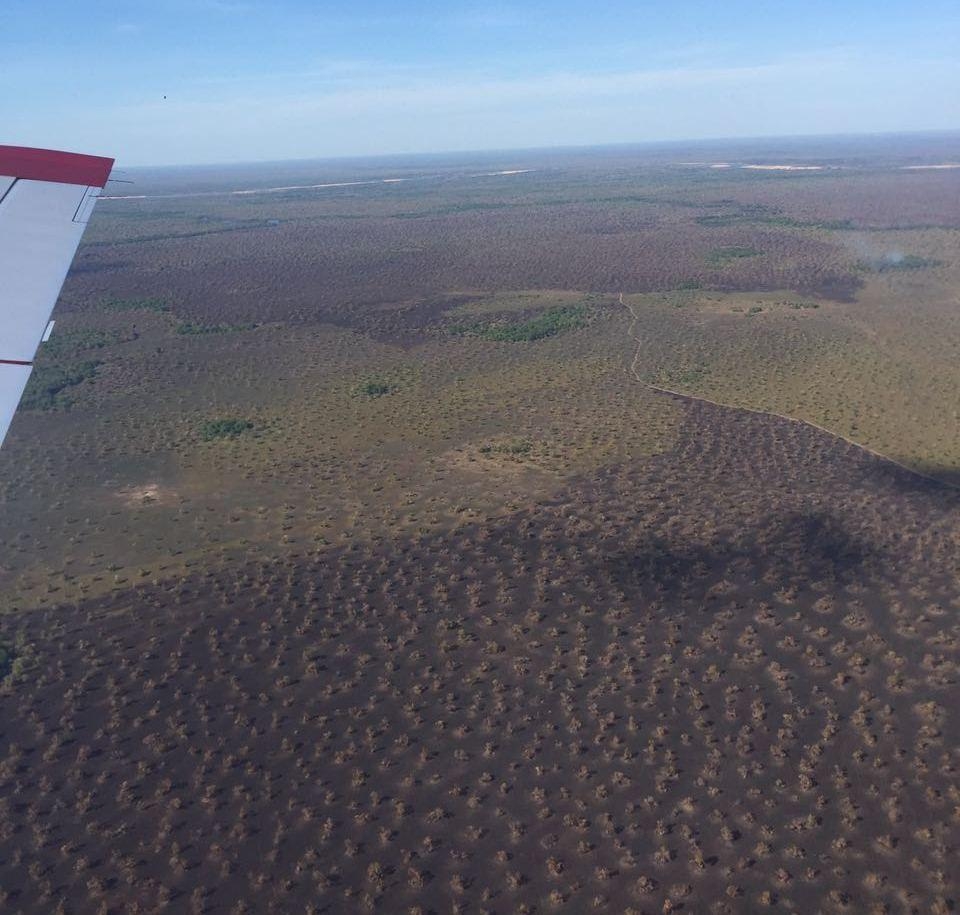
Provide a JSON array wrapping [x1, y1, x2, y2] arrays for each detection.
[[1, 134, 959, 915]]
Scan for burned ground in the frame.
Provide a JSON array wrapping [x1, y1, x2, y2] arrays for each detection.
[[1, 399, 958, 914]]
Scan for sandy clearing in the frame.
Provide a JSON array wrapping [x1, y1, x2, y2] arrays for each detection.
[[469, 169, 535, 177], [101, 180, 387, 200], [115, 483, 178, 507], [101, 169, 534, 201], [442, 445, 555, 482], [232, 180, 391, 195], [102, 177, 423, 201], [742, 164, 824, 171]]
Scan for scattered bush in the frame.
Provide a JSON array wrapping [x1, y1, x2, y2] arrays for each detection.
[[101, 296, 170, 313]]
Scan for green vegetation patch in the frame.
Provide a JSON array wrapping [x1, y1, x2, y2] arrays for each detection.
[[857, 253, 942, 273], [101, 296, 170, 313], [176, 322, 257, 335], [706, 246, 763, 266], [452, 304, 588, 342], [653, 366, 709, 388], [656, 289, 700, 309], [0, 641, 13, 680], [355, 378, 396, 398], [0, 636, 34, 685], [479, 438, 534, 457], [698, 212, 853, 230], [40, 329, 122, 358], [201, 418, 254, 440], [19, 361, 101, 411]]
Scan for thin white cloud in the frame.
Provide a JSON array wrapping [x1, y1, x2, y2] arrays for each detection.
[[6, 45, 958, 165], [127, 50, 845, 113]]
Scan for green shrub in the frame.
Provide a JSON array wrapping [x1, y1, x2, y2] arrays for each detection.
[[201, 418, 254, 440], [356, 379, 394, 397], [479, 439, 533, 456], [0, 636, 33, 683]]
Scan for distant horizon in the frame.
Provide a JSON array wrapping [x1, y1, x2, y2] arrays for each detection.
[[114, 127, 960, 172]]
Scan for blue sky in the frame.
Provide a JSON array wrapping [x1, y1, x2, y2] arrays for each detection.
[[3, 1, 958, 166]]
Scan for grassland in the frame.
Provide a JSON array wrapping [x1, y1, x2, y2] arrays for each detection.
[[623, 225, 960, 485], [0, 135, 958, 913]]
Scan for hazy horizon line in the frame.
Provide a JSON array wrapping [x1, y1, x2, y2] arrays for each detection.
[[113, 126, 960, 171]]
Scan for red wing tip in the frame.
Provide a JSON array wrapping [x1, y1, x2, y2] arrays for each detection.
[[0, 145, 114, 188]]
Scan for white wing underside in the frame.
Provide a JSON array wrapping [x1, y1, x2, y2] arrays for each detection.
[[0, 146, 113, 447]]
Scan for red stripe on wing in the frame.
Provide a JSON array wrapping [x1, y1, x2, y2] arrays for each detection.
[[0, 146, 114, 188]]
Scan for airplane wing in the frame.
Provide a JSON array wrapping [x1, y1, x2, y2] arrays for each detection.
[[0, 145, 114, 448]]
